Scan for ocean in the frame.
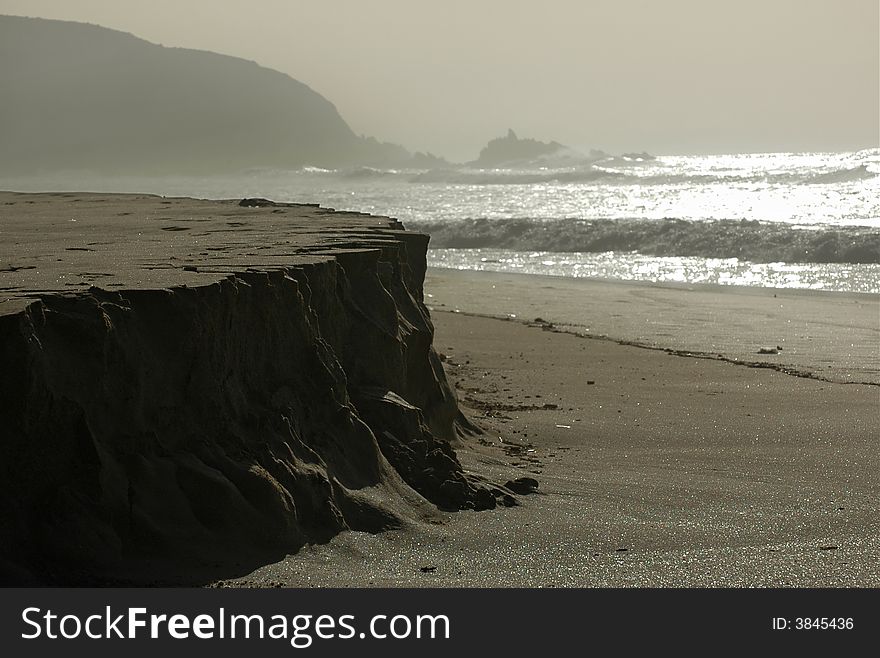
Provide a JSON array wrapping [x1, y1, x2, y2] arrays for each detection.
[[5, 148, 879, 293]]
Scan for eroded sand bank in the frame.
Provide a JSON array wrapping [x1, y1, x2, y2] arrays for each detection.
[[1, 192, 497, 584], [227, 272, 879, 587]]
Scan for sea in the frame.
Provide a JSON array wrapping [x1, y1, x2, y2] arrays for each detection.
[[5, 148, 879, 293]]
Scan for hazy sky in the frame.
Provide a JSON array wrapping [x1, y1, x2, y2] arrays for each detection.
[[2, 0, 877, 160]]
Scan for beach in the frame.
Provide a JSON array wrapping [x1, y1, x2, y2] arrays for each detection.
[[2, 192, 877, 587], [226, 270, 880, 587], [1, 8, 877, 655]]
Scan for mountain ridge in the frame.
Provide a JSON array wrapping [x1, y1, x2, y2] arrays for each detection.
[[0, 15, 416, 174]]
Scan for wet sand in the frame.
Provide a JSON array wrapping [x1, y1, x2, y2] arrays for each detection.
[[424, 268, 880, 385], [227, 272, 880, 587]]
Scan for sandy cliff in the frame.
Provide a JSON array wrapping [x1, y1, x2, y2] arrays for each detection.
[[0, 192, 494, 584]]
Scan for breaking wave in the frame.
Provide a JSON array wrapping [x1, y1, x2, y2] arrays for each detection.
[[413, 217, 880, 264], [297, 165, 336, 174], [320, 163, 877, 187], [342, 166, 402, 179], [408, 167, 618, 185], [293, 153, 879, 187], [803, 164, 876, 185], [407, 164, 879, 186]]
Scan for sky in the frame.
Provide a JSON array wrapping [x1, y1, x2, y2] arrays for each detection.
[[1, 0, 877, 160]]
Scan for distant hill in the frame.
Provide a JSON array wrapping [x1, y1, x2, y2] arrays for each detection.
[[0, 15, 414, 174]]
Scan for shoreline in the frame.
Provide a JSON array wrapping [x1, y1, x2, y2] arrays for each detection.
[[426, 264, 880, 299], [424, 267, 880, 385]]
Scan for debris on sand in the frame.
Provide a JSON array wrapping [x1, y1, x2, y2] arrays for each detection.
[[504, 477, 539, 495]]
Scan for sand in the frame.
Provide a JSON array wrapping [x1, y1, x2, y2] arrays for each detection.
[[227, 270, 879, 587], [424, 268, 880, 385], [0, 191, 415, 315], [2, 192, 494, 585], [3, 191, 877, 586]]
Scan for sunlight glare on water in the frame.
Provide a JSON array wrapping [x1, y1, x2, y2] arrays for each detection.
[[428, 248, 880, 294], [4, 149, 878, 292]]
